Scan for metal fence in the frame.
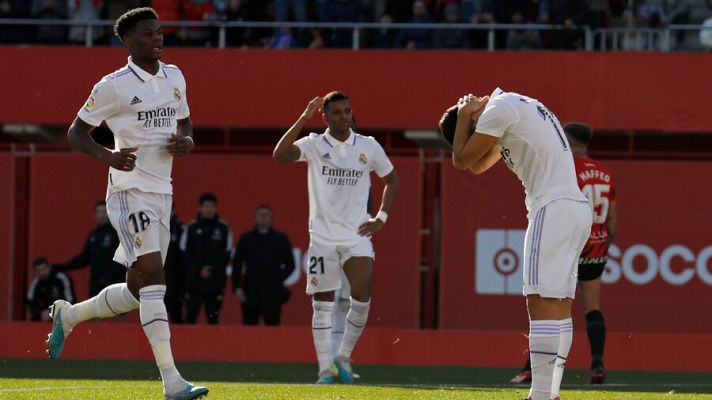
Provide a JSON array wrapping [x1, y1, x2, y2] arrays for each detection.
[[0, 18, 710, 51]]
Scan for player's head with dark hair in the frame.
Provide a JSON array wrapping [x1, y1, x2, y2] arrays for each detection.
[[255, 204, 273, 230], [322, 91, 353, 136], [199, 193, 218, 219], [564, 122, 593, 146], [438, 105, 459, 147], [94, 200, 109, 225], [33, 257, 51, 278], [114, 8, 163, 61], [114, 7, 158, 41], [199, 192, 218, 206], [33, 257, 49, 268]]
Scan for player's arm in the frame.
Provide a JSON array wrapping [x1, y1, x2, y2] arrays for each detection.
[[452, 95, 495, 170], [606, 200, 618, 243], [468, 143, 501, 175], [358, 169, 400, 237], [167, 117, 194, 156], [67, 117, 137, 171], [273, 96, 323, 163]]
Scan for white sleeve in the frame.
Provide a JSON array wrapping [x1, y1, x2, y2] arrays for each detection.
[[77, 78, 119, 127], [176, 72, 190, 119], [370, 138, 394, 178], [475, 96, 518, 138], [294, 134, 316, 162]]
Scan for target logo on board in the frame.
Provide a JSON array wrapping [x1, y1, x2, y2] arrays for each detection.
[[475, 229, 525, 295]]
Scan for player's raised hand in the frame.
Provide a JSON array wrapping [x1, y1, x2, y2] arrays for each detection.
[[357, 218, 384, 237], [167, 133, 194, 156], [302, 97, 324, 120], [109, 147, 138, 171], [457, 94, 489, 116]]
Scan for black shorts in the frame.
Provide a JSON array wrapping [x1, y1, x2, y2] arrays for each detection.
[[578, 262, 605, 281]]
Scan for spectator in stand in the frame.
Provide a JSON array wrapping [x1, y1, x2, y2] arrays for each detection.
[[466, 2, 501, 49], [539, 0, 589, 50], [55, 201, 124, 299], [149, 0, 181, 45], [435, 3, 468, 48], [368, 13, 399, 48], [701, 16, 712, 51], [501, 0, 542, 49], [100, 0, 147, 45], [323, 0, 363, 48], [68, 0, 101, 45], [219, 0, 249, 47], [396, 0, 435, 49], [275, 0, 307, 23], [31, 0, 69, 44], [640, 0, 690, 50], [180, 0, 217, 46], [0, 0, 34, 44], [27, 257, 74, 322]]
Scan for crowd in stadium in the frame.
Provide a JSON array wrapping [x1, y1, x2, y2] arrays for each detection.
[[1, 0, 709, 50]]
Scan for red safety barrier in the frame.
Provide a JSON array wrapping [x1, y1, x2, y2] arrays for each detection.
[[3, 321, 711, 372], [25, 153, 422, 327], [439, 160, 712, 334], [1, 48, 711, 132], [0, 153, 14, 321]]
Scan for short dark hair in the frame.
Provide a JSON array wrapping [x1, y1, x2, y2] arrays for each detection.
[[438, 105, 459, 146], [564, 122, 593, 145], [33, 257, 49, 268], [114, 7, 159, 41], [256, 204, 272, 211], [323, 91, 350, 112], [199, 192, 217, 206], [95, 200, 106, 209]]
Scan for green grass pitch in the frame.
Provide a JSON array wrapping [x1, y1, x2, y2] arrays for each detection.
[[1, 359, 711, 399]]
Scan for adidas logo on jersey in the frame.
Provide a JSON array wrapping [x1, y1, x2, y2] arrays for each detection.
[[130, 96, 142, 105], [322, 153, 331, 159]]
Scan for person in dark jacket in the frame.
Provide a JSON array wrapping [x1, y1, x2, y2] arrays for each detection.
[[180, 193, 232, 324], [55, 201, 123, 299], [233, 205, 295, 326], [27, 257, 74, 321], [164, 203, 186, 323]]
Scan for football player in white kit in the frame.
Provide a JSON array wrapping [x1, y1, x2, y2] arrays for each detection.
[[274, 92, 400, 384], [439, 89, 592, 400], [45, 8, 207, 400]]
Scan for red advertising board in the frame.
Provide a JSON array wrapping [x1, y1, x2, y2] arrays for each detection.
[[440, 160, 712, 334], [1, 48, 711, 132], [26, 153, 422, 327]]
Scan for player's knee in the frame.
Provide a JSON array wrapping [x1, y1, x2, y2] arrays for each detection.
[[312, 300, 334, 328]]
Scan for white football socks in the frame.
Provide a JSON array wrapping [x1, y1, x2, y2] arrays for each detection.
[[312, 300, 335, 373], [139, 285, 186, 394], [528, 320, 560, 400], [66, 283, 139, 328], [336, 297, 370, 359], [331, 298, 349, 358], [551, 318, 573, 399]]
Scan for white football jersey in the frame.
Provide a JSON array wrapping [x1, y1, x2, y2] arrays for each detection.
[[476, 88, 586, 215], [77, 57, 190, 196], [295, 129, 394, 245]]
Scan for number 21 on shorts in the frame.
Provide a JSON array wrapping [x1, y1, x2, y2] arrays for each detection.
[[308, 256, 325, 274]]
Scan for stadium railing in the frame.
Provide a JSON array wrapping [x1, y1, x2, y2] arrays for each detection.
[[1, 18, 710, 51]]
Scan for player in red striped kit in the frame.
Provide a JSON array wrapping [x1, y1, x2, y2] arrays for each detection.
[[511, 122, 618, 386]]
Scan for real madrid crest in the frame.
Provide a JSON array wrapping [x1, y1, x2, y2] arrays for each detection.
[[134, 236, 142, 248], [359, 153, 368, 165], [173, 87, 181, 101], [310, 276, 319, 286]]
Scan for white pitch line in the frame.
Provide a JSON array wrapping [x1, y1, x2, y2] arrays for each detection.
[[0, 384, 155, 393]]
